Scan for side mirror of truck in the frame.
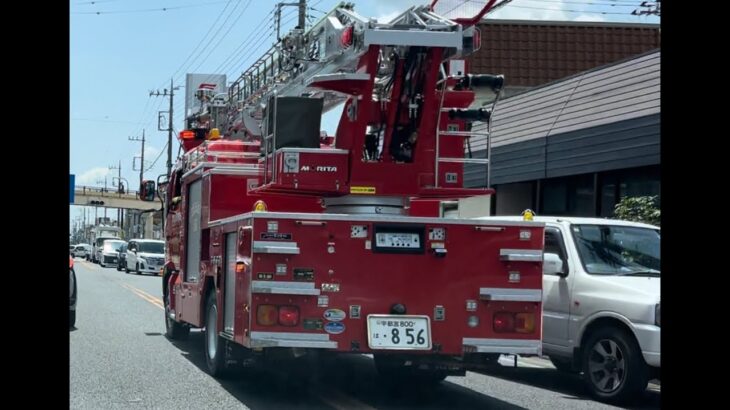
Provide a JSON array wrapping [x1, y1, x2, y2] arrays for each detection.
[[139, 180, 156, 202], [543, 253, 567, 277]]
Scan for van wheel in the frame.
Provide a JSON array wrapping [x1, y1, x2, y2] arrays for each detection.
[[582, 327, 648, 404], [204, 291, 234, 378], [135, 263, 141, 275]]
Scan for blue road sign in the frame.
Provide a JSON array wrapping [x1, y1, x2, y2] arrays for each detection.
[[70, 174, 75, 203]]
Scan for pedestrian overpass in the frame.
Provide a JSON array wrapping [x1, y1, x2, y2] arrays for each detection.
[[72, 186, 160, 211]]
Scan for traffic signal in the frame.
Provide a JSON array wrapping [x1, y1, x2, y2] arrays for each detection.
[[89, 200, 105, 206]]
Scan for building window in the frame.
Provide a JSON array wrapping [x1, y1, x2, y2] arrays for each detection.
[[541, 174, 594, 216], [598, 165, 660, 217]]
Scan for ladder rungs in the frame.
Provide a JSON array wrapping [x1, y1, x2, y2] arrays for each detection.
[[438, 158, 489, 164]]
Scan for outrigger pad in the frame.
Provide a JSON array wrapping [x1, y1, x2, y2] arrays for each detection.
[[264, 96, 324, 153]]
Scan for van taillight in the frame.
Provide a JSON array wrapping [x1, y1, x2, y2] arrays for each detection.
[[278, 306, 300, 327], [493, 312, 515, 333]]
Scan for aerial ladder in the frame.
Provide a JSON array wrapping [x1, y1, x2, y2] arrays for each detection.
[[183, 0, 506, 209]]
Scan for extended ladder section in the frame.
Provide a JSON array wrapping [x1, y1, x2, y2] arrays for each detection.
[[224, 2, 479, 134], [434, 73, 505, 188]]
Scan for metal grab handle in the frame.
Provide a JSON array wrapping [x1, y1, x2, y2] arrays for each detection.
[[296, 220, 327, 227], [474, 226, 505, 232]]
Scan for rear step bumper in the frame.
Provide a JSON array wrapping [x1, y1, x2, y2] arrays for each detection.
[[249, 331, 338, 349], [463, 338, 541, 355]]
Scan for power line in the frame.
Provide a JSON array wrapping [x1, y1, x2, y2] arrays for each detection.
[[527, 0, 640, 6], [171, 0, 248, 86], [166, 0, 239, 87], [502, 4, 636, 15], [169, 7, 283, 116], [170, 0, 328, 128], [74, 0, 123, 4], [72, 117, 143, 124], [72, 1, 232, 15], [167, 5, 277, 117], [187, 0, 254, 75], [632, 1, 660, 16], [145, 141, 169, 171]]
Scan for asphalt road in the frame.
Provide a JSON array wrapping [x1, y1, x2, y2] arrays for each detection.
[[70, 258, 660, 410]]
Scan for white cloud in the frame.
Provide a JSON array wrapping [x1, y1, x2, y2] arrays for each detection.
[[572, 14, 607, 22], [77, 167, 111, 185], [144, 146, 159, 158], [373, 0, 425, 22]]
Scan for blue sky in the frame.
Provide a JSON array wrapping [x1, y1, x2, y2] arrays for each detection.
[[69, 0, 659, 229]]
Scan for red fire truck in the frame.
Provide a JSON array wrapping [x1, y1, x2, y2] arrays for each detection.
[[145, 0, 545, 382]]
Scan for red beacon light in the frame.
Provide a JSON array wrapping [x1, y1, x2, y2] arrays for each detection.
[[340, 26, 353, 48]]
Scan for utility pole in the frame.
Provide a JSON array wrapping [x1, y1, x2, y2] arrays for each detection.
[[275, 1, 306, 41], [96, 176, 109, 219], [129, 129, 146, 189], [298, 0, 306, 30], [150, 81, 180, 180], [109, 160, 123, 228]]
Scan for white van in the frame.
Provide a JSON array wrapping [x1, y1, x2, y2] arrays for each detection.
[[125, 239, 165, 275], [476, 216, 659, 404]]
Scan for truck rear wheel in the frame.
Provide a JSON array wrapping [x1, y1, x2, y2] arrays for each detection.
[[582, 327, 648, 404], [204, 291, 234, 378], [164, 292, 189, 340]]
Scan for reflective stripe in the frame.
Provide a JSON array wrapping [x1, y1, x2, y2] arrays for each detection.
[[479, 287, 542, 302], [500, 248, 543, 262], [252, 241, 300, 255], [251, 281, 320, 295], [463, 338, 541, 355]]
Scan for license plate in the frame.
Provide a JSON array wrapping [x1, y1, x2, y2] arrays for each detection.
[[367, 315, 432, 350]]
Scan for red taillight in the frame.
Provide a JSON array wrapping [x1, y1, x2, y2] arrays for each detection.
[[515, 313, 535, 333], [257, 305, 278, 326], [278, 305, 300, 327], [493, 312, 515, 333], [179, 130, 195, 140]]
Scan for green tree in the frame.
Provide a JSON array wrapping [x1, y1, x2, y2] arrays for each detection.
[[613, 195, 660, 226]]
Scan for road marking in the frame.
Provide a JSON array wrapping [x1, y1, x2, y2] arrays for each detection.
[[119, 283, 164, 310]]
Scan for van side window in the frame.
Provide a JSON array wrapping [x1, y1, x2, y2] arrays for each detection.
[[545, 228, 568, 268]]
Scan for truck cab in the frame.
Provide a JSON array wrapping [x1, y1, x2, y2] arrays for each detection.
[[477, 216, 660, 403]]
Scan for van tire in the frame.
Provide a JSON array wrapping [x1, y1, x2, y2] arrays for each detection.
[[582, 327, 648, 404]]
